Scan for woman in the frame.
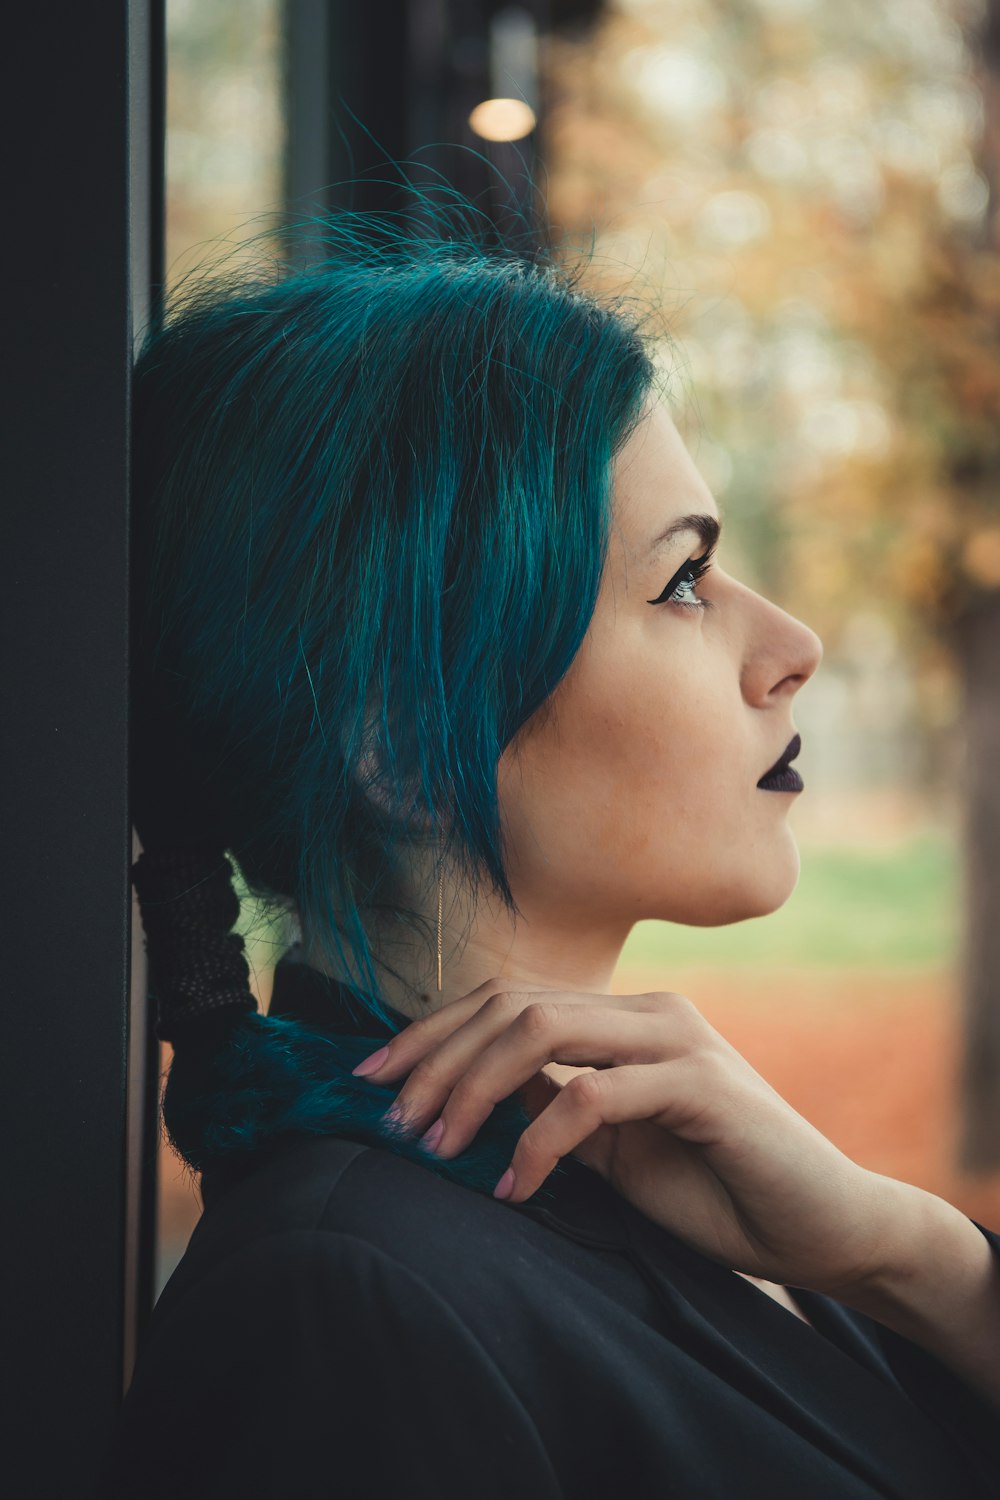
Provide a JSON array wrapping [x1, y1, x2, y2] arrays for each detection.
[[99, 195, 1000, 1499]]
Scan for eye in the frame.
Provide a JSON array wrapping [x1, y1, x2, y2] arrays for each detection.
[[646, 549, 716, 611]]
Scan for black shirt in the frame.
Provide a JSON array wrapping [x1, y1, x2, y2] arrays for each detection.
[[96, 953, 1000, 1499]]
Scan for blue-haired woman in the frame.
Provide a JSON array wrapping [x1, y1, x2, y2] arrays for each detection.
[[98, 192, 1000, 1499]]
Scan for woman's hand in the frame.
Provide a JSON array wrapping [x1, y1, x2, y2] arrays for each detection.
[[352, 981, 898, 1295]]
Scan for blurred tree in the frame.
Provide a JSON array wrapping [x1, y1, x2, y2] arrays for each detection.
[[539, 0, 1000, 1166], [945, 0, 1000, 1170]]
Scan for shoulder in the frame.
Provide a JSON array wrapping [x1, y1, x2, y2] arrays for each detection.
[[143, 1218, 516, 1376], [105, 1141, 568, 1498], [190, 1134, 543, 1283], [109, 1224, 562, 1499], [148, 1138, 658, 1420], [157, 1136, 584, 1348]]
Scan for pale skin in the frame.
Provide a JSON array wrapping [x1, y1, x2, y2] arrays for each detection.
[[308, 396, 1000, 1408]]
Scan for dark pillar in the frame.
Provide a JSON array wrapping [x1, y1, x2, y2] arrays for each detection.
[[281, 0, 555, 257], [0, 1, 164, 1487]]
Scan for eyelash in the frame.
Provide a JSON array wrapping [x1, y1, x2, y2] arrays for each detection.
[[646, 547, 716, 611]]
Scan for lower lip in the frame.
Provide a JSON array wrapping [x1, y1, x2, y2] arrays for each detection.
[[757, 767, 804, 793]]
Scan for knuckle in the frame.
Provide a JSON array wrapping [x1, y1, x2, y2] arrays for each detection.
[[406, 1054, 442, 1089], [652, 990, 696, 1016], [447, 1073, 481, 1112], [564, 1069, 607, 1107], [652, 991, 704, 1032], [518, 1000, 560, 1038], [484, 990, 522, 1020], [391, 1016, 428, 1053]]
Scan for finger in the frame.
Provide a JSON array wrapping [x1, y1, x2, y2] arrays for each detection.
[[502, 1060, 700, 1202], [382, 989, 560, 1137], [399, 993, 700, 1147], [351, 977, 530, 1083], [380, 989, 527, 1135], [356, 983, 684, 1087], [409, 1002, 688, 1159]]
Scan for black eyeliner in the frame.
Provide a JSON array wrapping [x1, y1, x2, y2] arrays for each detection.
[[646, 545, 716, 607]]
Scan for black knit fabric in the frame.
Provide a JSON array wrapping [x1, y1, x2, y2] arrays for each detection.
[[130, 847, 258, 1044]]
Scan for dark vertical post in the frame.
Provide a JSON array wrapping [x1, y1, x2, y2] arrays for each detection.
[[0, 0, 163, 1488], [283, 0, 413, 256], [956, 0, 1000, 1170], [126, 0, 167, 1382], [281, 0, 553, 255]]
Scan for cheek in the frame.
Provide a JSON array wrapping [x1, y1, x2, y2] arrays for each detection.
[[578, 636, 735, 790], [499, 638, 737, 876], [496, 613, 801, 924]]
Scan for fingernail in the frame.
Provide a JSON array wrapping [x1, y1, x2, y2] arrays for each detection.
[[352, 1045, 389, 1077], [383, 1101, 407, 1130], [419, 1116, 445, 1154], [493, 1167, 515, 1201]]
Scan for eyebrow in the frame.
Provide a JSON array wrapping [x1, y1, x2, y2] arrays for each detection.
[[648, 512, 722, 558]]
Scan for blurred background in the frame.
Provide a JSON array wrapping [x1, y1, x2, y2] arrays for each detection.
[[156, 0, 1000, 1295]]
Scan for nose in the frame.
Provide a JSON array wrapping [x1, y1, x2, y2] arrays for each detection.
[[741, 593, 823, 705]]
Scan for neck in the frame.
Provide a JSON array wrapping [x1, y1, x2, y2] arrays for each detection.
[[300, 869, 632, 1020]]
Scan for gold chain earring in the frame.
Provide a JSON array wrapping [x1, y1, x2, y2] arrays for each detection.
[[436, 823, 445, 993]]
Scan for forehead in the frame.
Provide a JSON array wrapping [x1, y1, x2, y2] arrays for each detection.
[[611, 399, 719, 555]]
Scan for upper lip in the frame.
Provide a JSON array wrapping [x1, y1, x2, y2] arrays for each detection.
[[757, 733, 801, 785]]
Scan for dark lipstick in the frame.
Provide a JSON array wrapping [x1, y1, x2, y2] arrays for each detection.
[[757, 734, 803, 793]]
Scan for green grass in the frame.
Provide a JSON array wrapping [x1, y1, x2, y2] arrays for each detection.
[[619, 829, 960, 973]]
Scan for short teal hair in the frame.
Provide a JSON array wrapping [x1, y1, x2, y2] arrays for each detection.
[[132, 183, 661, 1198]]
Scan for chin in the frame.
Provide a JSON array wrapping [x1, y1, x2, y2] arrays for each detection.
[[726, 846, 802, 923], [657, 844, 802, 927]]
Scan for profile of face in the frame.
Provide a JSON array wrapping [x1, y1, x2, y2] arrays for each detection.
[[496, 397, 823, 934]]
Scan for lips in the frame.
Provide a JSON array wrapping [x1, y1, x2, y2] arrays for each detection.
[[757, 733, 803, 793]]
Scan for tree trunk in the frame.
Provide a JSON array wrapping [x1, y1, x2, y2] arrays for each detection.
[[955, 1, 1000, 1171], [956, 591, 1000, 1171]]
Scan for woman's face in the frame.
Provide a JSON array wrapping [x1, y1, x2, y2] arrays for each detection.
[[497, 398, 824, 930]]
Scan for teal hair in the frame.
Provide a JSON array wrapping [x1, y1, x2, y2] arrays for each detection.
[[131, 176, 662, 1201]]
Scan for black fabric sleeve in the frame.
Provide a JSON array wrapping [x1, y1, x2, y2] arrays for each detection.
[[95, 1230, 565, 1500], [856, 1219, 1000, 1495]]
